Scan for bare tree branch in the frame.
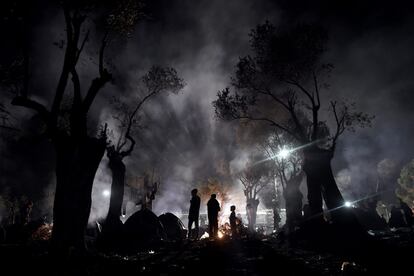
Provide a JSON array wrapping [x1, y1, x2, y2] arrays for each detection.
[[330, 101, 345, 151], [255, 181, 267, 196], [236, 115, 302, 142], [118, 90, 158, 155], [245, 78, 308, 141], [285, 79, 322, 141], [51, 6, 76, 128], [312, 71, 321, 107], [82, 32, 111, 113], [285, 79, 315, 107], [74, 30, 89, 64], [11, 96, 50, 123], [71, 68, 82, 107], [99, 31, 109, 76]]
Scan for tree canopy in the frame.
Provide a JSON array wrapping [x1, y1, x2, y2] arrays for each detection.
[[214, 21, 373, 151]]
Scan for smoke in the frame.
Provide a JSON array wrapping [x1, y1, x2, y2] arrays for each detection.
[[151, 164, 195, 215], [2, 0, 414, 225]]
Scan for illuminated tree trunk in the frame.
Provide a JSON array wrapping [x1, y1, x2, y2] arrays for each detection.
[[246, 198, 259, 232], [106, 152, 125, 224], [52, 134, 106, 253], [99, 151, 125, 249]]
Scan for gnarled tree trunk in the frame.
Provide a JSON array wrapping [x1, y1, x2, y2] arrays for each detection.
[[106, 152, 125, 225], [246, 198, 259, 232], [302, 147, 365, 241], [97, 151, 126, 250], [303, 147, 336, 219], [283, 173, 303, 233], [303, 148, 343, 220], [51, 134, 106, 253]]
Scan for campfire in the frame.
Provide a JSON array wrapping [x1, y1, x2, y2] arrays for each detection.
[[199, 223, 233, 240], [199, 229, 225, 240], [31, 223, 53, 241]]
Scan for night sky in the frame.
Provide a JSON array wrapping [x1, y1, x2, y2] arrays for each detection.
[[1, 0, 414, 221]]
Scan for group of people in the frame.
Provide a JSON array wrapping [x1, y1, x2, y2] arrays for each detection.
[[187, 189, 239, 240]]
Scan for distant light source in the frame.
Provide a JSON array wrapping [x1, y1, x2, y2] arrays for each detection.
[[102, 190, 110, 197], [277, 148, 291, 159], [344, 201, 352, 208]]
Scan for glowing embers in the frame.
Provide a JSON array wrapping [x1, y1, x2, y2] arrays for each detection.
[[199, 229, 225, 239]]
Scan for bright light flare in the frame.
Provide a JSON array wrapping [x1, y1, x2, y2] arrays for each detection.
[[218, 231, 224, 239], [102, 189, 110, 197], [277, 148, 291, 159], [344, 201, 352, 208]]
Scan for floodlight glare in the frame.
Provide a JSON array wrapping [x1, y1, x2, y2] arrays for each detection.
[[278, 148, 291, 159], [102, 189, 110, 197], [344, 201, 352, 208]]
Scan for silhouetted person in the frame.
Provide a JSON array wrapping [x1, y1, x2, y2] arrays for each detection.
[[207, 194, 220, 238], [229, 205, 238, 238], [188, 188, 201, 239], [388, 206, 407, 228], [19, 199, 33, 225], [399, 199, 413, 226]]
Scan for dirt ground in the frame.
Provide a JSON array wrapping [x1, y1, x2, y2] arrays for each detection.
[[0, 231, 413, 275]]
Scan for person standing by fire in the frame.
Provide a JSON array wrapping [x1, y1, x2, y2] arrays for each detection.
[[207, 194, 221, 238], [188, 188, 201, 239]]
